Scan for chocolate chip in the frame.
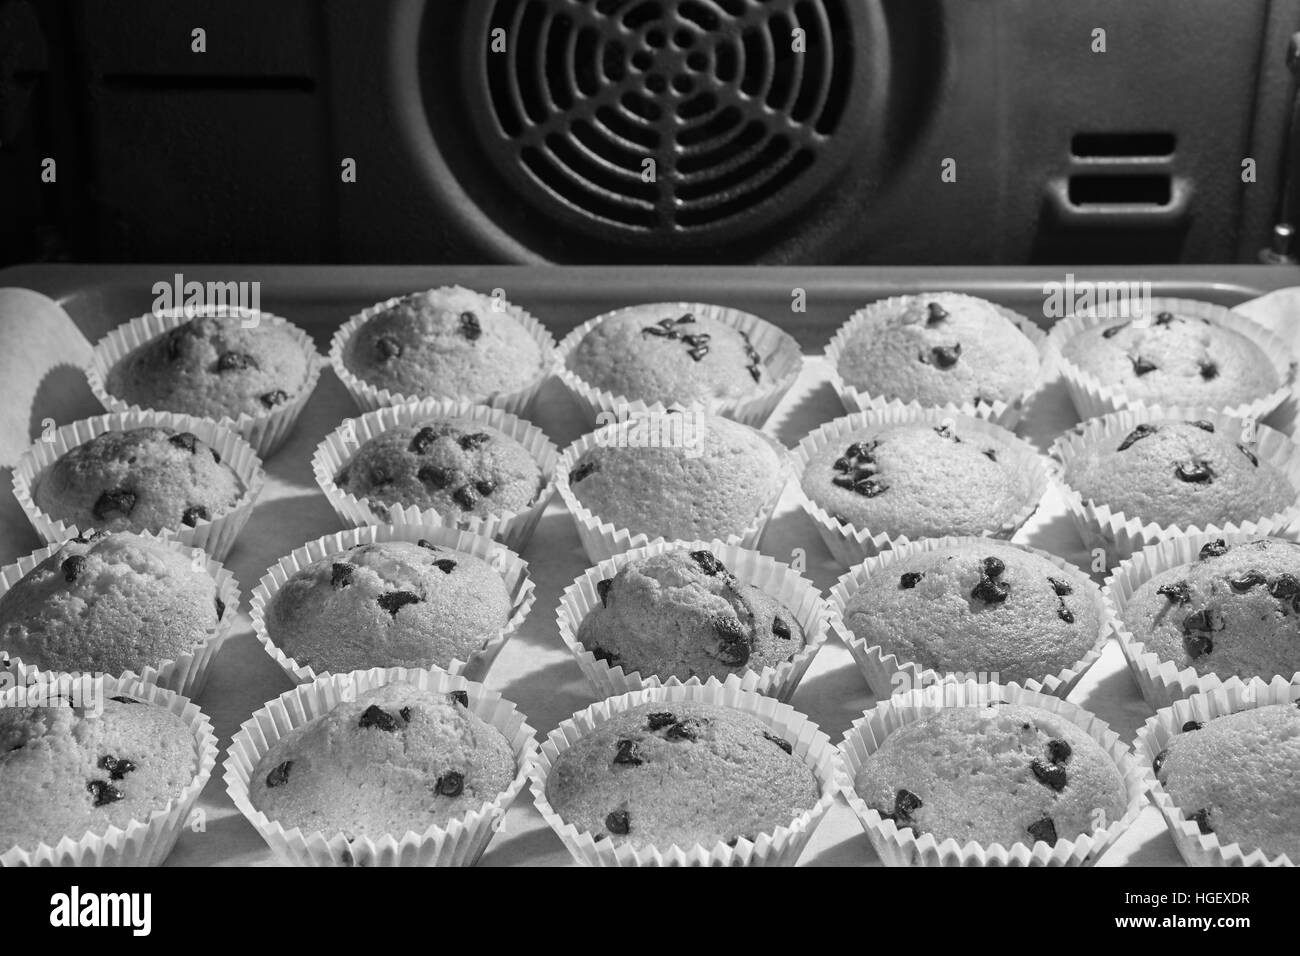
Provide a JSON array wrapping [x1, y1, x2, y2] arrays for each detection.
[[1181, 720, 1203, 732], [747, 364, 762, 383], [448, 690, 469, 708], [215, 596, 225, 620], [62, 555, 86, 583], [926, 302, 948, 325], [376, 336, 403, 360], [432, 558, 456, 574], [900, 571, 924, 589], [1190, 808, 1213, 834], [1046, 739, 1072, 765], [473, 479, 496, 497], [845, 441, 878, 461], [168, 432, 199, 454], [894, 788, 923, 818], [409, 426, 439, 455], [1130, 355, 1157, 376], [331, 562, 355, 589], [1184, 421, 1215, 434], [675, 313, 695, 325], [109, 696, 140, 704], [1057, 606, 1075, 623], [983, 557, 1005, 578], [843, 476, 889, 498], [832, 456, 853, 473], [646, 712, 678, 731], [1182, 609, 1221, 658], [1027, 817, 1058, 846], [376, 590, 421, 617], [772, 617, 792, 639], [982, 448, 998, 462], [217, 351, 257, 372], [605, 809, 630, 835], [460, 312, 482, 340], [714, 620, 752, 666], [1117, 424, 1158, 451], [1183, 632, 1214, 659], [1174, 460, 1214, 483], [569, 461, 598, 484], [1157, 581, 1192, 604], [1239, 444, 1259, 467], [613, 739, 642, 765], [933, 424, 961, 442], [435, 771, 465, 796], [181, 505, 209, 527], [417, 464, 453, 489], [458, 432, 491, 451], [591, 646, 620, 667], [1152, 749, 1168, 776], [1269, 574, 1300, 600], [665, 718, 702, 742], [266, 760, 293, 788], [93, 489, 137, 520], [452, 486, 478, 510], [260, 389, 288, 408], [398, 707, 412, 723], [1199, 540, 1229, 560], [1047, 577, 1073, 597], [1229, 570, 1266, 593], [928, 344, 962, 369], [596, 578, 613, 607], [164, 328, 187, 361], [690, 550, 728, 576], [643, 324, 673, 338], [1101, 323, 1128, 339], [98, 755, 136, 780], [1155, 311, 1176, 326], [762, 730, 793, 755], [971, 578, 1011, 604], [1199, 360, 1219, 381], [687, 345, 710, 361], [1030, 758, 1067, 791], [358, 705, 400, 732], [87, 780, 124, 807]]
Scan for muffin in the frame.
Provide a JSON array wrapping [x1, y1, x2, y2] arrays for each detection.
[[801, 420, 1036, 537], [1151, 703, 1300, 861], [543, 700, 819, 849], [343, 288, 545, 402], [565, 413, 785, 542], [32, 427, 243, 536], [248, 682, 516, 838], [835, 293, 1040, 408], [1058, 308, 1281, 409], [263, 540, 512, 674], [1121, 537, 1300, 683], [839, 542, 1101, 686], [1061, 418, 1294, 529], [104, 313, 312, 421], [853, 703, 1128, 849], [576, 549, 805, 682], [0, 693, 200, 850], [332, 418, 542, 520], [567, 305, 767, 405], [0, 531, 224, 677]]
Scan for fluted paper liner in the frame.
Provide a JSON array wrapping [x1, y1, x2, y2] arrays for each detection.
[[224, 666, 539, 867], [554, 416, 792, 564], [11, 410, 266, 561], [1049, 405, 1300, 567], [1104, 532, 1300, 709], [824, 294, 1047, 429], [836, 681, 1147, 866], [0, 675, 218, 867], [557, 539, 829, 702], [554, 301, 804, 428], [250, 523, 535, 685], [529, 679, 837, 866], [1046, 297, 1297, 422], [1133, 676, 1298, 866], [0, 531, 239, 699], [828, 535, 1109, 699], [793, 406, 1049, 568], [329, 287, 556, 416], [313, 398, 558, 551], [85, 305, 324, 458]]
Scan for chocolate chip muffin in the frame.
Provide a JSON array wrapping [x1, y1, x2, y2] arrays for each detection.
[[0, 693, 199, 849], [332, 418, 542, 520], [835, 293, 1040, 408], [263, 540, 511, 674], [33, 427, 243, 535], [1121, 538, 1300, 682], [577, 549, 804, 682], [801, 421, 1035, 537], [1061, 419, 1294, 529], [343, 288, 545, 402], [0, 531, 223, 677], [567, 305, 767, 405], [566, 413, 785, 542], [1151, 703, 1300, 861], [544, 700, 819, 849], [840, 543, 1101, 685], [1059, 309, 1281, 409], [249, 682, 517, 837], [105, 313, 311, 421], [854, 703, 1127, 849]]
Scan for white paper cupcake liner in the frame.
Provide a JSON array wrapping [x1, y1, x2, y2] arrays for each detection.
[[1133, 676, 1298, 866], [529, 678, 837, 866], [11, 410, 266, 561], [1049, 405, 1300, 567], [1104, 532, 1300, 709], [224, 666, 539, 867], [557, 539, 829, 703], [793, 406, 1049, 568], [0, 674, 218, 867], [0, 531, 239, 699], [554, 416, 792, 564], [85, 305, 324, 459], [827, 535, 1109, 700], [836, 681, 1148, 866], [1046, 297, 1297, 422], [312, 398, 558, 552], [328, 287, 557, 417], [824, 294, 1047, 430], [554, 301, 804, 429], [249, 523, 535, 686]]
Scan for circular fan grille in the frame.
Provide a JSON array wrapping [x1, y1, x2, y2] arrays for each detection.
[[456, 0, 872, 243]]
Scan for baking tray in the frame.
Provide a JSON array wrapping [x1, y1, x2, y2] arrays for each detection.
[[3, 263, 1299, 867]]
